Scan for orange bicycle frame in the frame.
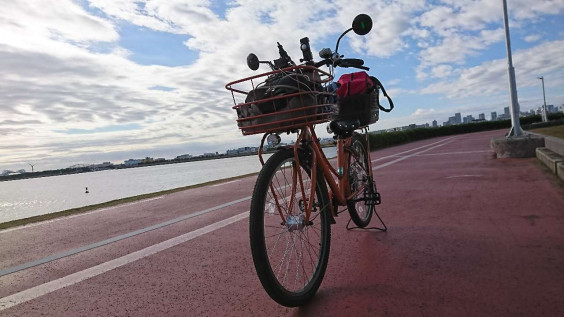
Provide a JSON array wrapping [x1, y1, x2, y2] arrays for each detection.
[[258, 124, 374, 225]]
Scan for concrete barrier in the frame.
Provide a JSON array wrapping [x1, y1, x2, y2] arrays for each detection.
[[544, 136, 564, 156], [536, 148, 564, 175], [491, 134, 545, 158], [558, 163, 564, 181]]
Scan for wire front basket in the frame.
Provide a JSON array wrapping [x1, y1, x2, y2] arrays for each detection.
[[226, 66, 336, 136]]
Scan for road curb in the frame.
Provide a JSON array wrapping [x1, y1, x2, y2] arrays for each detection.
[[527, 131, 564, 180]]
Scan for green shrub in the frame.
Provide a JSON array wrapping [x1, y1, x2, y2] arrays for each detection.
[[369, 115, 564, 150]]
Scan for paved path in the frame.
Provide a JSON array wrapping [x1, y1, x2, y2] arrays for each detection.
[[1, 130, 563, 316]]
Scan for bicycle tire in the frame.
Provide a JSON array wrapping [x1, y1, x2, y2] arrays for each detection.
[[249, 147, 331, 307], [347, 133, 374, 227]]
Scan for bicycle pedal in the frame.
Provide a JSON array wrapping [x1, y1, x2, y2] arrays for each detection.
[[374, 192, 381, 205], [365, 192, 381, 206]]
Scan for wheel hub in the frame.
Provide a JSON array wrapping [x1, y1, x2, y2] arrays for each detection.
[[286, 214, 306, 232]]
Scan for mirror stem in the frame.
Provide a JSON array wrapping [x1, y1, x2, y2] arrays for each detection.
[[335, 28, 353, 54]]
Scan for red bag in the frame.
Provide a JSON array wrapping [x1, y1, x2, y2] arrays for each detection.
[[336, 71, 374, 97]]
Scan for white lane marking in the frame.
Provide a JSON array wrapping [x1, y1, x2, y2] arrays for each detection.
[[416, 150, 491, 157], [373, 139, 455, 171], [1, 196, 165, 234], [0, 212, 249, 312], [371, 136, 458, 163], [445, 175, 483, 179], [210, 180, 240, 187]]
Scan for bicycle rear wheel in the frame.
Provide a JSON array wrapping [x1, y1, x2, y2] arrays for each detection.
[[249, 147, 331, 307], [347, 133, 374, 227]]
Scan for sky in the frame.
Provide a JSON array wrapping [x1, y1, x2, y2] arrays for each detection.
[[1, 0, 563, 172]]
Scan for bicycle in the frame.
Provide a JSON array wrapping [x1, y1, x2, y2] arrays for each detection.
[[225, 14, 394, 307]]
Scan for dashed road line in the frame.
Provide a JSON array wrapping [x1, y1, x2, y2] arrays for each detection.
[[416, 150, 491, 157], [371, 136, 457, 163], [373, 139, 455, 171]]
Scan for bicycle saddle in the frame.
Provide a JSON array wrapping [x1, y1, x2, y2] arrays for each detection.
[[329, 119, 360, 137]]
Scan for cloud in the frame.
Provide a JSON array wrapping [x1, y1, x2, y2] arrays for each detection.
[[421, 40, 564, 103], [430, 64, 454, 78], [413, 0, 564, 78], [524, 34, 541, 43], [0, 1, 118, 48]]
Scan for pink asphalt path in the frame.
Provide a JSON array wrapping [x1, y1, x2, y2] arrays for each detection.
[[1, 129, 564, 316]]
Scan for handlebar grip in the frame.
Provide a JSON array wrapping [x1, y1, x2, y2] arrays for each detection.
[[339, 61, 370, 71], [341, 58, 364, 66], [314, 59, 331, 68]]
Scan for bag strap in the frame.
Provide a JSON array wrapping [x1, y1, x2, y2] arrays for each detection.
[[370, 76, 394, 113]]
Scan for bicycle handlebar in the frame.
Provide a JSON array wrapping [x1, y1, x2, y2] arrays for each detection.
[[338, 58, 370, 71], [314, 58, 370, 71]]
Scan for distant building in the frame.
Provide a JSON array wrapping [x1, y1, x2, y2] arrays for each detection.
[[226, 147, 258, 155], [141, 157, 154, 163], [491, 111, 497, 120], [444, 115, 457, 126], [176, 154, 193, 160], [90, 162, 113, 170], [498, 108, 510, 120], [463, 115, 475, 124], [454, 113, 462, 124], [1, 170, 13, 176], [124, 159, 142, 166], [479, 113, 485, 120], [432, 120, 438, 127]]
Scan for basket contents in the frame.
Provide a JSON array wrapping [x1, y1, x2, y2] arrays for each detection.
[[227, 66, 335, 135]]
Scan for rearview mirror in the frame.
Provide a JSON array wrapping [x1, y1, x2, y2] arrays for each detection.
[[247, 53, 260, 71], [352, 14, 372, 35]]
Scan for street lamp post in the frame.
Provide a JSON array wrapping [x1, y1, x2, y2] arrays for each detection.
[[538, 76, 548, 122], [502, 0, 522, 137]]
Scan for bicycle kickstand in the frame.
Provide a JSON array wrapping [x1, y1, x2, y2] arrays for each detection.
[[346, 192, 387, 231], [346, 209, 387, 232]]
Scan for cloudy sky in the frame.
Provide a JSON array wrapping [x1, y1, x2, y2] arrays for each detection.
[[1, 0, 563, 171]]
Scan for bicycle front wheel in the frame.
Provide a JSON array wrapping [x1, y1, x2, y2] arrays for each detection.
[[249, 148, 331, 307]]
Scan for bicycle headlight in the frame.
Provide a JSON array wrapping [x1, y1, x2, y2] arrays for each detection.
[[267, 133, 281, 147]]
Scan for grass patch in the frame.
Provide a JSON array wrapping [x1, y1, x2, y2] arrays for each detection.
[[0, 172, 258, 231], [529, 125, 564, 139]]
